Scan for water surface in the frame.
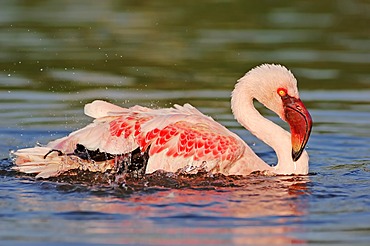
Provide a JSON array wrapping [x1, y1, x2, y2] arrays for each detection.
[[0, 1, 370, 245]]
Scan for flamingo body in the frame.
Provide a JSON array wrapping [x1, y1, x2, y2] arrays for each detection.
[[13, 64, 312, 178]]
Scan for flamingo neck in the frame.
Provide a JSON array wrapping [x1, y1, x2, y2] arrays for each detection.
[[231, 81, 308, 175]]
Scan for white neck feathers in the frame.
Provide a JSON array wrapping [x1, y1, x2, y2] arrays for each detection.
[[231, 70, 309, 175]]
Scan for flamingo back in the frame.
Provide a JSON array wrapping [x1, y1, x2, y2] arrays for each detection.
[[13, 100, 246, 178]]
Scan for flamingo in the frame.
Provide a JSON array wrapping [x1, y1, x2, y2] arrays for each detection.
[[13, 64, 312, 178]]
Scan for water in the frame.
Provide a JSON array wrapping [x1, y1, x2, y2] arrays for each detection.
[[1, 0, 370, 245]]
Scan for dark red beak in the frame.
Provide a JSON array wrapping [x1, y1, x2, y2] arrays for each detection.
[[281, 95, 312, 161]]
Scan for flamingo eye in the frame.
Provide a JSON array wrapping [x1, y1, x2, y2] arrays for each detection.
[[277, 88, 287, 97]]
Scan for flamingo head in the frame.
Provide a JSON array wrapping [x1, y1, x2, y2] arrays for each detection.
[[277, 87, 312, 161], [242, 64, 312, 162]]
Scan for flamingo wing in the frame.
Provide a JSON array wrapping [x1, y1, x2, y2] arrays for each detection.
[[61, 101, 245, 170], [14, 100, 246, 176], [101, 102, 246, 173], [96, 101, 244, 155]]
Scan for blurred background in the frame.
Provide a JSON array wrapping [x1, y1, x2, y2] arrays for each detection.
[[1, 0, 369, 166]]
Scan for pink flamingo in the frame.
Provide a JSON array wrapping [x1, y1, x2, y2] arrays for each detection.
[[13, 64, 312, 178]]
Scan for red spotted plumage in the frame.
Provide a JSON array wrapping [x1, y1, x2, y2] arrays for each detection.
[[107, 114, 242, 163]]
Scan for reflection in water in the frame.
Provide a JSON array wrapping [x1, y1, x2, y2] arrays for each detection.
[[10, 169, 310, 245]]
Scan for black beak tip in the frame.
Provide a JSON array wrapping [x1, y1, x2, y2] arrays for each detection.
[[292, 149, 303, 162]]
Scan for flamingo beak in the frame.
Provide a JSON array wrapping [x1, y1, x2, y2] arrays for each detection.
[[282, 95, 312, 162]]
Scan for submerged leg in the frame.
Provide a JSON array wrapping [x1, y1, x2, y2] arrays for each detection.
[[43, 149, 64, 159]]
